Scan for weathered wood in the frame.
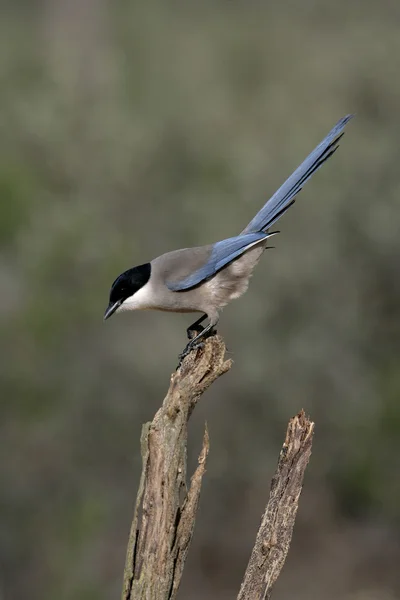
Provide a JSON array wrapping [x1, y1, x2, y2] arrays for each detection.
[[122, 333, 314, 600], [122, 335, 232, 600], [237, 410, 314, 600]]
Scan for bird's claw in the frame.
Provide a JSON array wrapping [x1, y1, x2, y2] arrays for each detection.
[[177, 341, 205, 367]]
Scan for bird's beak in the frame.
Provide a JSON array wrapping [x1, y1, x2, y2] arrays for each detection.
[[104, 300, 122, 321]]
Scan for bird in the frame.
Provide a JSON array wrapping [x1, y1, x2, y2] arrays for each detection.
[[104, 115, 353, 363]]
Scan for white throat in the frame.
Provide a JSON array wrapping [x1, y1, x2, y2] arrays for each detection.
[[117, 281, 153, 313]]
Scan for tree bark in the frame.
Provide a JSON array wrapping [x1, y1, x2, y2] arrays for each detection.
[[237, 410, 314, 600], [121, 333, 314, 600], [122, 335, 232, 600]]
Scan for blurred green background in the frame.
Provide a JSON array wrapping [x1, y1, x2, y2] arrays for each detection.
[[1, 1, 400, 599]]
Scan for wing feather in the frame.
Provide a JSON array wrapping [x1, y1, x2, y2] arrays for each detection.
[[166, 232, 273, 291]]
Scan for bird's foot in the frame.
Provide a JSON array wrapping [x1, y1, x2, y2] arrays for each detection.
[[178, 340, 205, 367], [178, 327, 217, 368]]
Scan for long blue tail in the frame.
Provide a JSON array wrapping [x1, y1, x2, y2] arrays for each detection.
[[241, 115, 353, 234]]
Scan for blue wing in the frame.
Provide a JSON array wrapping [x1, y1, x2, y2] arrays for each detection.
[[242, 114, 354, 234], [167, 232, 271, 291]]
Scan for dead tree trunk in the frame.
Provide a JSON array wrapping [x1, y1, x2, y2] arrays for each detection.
[[121, 335, 314, 600], [122, 335, 232, 600], [237, 411, 314, 599]]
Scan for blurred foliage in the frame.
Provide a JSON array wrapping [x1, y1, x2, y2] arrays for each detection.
[[0, 1, 400, 599]]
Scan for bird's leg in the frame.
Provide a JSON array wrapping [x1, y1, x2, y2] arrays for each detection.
[[178, 323, 214, 364], [178, 318, 218, 365], [186, 313, 207, 340]]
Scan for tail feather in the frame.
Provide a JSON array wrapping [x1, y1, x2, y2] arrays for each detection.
[[241, 115, 353, 234]]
